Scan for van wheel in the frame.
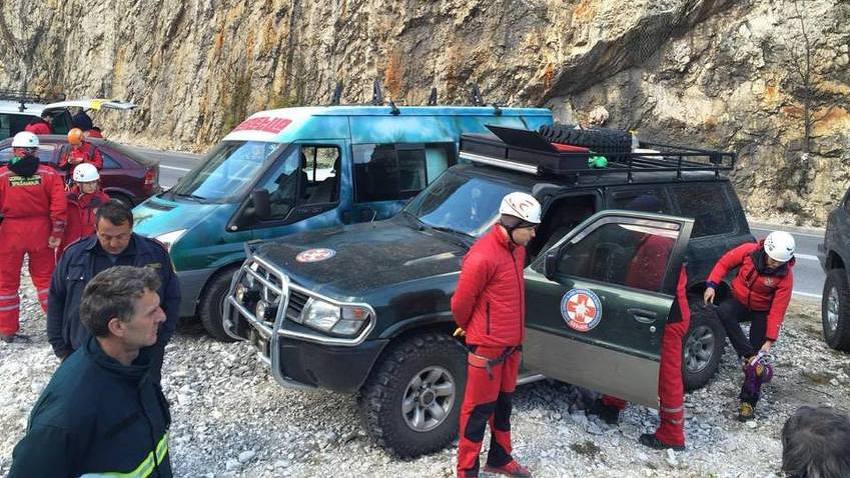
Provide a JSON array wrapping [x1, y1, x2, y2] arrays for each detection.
[[683, 304, 725, 391], [822, 269, 850, 351], [358, 332, 466, 458], [199, 269, 238, 342]]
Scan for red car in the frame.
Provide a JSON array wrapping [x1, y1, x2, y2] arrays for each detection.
[[0, 135, 161, 206]]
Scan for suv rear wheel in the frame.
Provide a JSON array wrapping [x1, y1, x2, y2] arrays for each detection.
[[822, 269, 850, 351], [358, 332, 466, 458], [683, 304, 725, 391]]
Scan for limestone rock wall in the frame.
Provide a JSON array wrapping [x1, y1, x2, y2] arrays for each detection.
[[1, 0, 847, 223]]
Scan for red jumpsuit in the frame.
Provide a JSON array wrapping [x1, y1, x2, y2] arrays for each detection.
[[0, 155, 67, 336], [59, 188, 109, 256], [452, 226, 526, 478], [59, 143, 103, 179], [602, 234, 690, 447]]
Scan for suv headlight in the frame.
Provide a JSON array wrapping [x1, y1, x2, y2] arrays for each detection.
[[301, 299, 372, 336], [154, 229, 187, 252]]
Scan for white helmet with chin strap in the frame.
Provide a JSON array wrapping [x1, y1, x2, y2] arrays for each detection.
[[764, 231, 795, 263], [499, 192, 541, 225], [72, 162, 100, 183], [12, 131, 39, 149]]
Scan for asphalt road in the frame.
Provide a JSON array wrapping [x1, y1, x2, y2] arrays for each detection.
[[131, 146, 827, 301]]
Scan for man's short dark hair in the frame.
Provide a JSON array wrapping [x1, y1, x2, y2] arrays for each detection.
[[80, 266, 161, 337], [782, 405, 850, 478], [95, 199, 134, 228]]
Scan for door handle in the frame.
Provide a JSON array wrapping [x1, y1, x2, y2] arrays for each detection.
[[628, 308, 658, 324]]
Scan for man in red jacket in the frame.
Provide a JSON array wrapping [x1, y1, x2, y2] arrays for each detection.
[[588, 193, 691, 450], [59, 163, 110, 256], [452, 192, 540, 478], [0, 132, 67, 342], [704, 231, 795, 421], [23, 112, 53, 135], [59, 128, 103, 183]]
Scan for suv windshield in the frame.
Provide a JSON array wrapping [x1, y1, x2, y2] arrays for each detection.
[[169, 141, 286, 202], [404, 170, 520, 237]]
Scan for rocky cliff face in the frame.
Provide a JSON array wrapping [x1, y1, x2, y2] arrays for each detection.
[[1, 0, 847, 223]]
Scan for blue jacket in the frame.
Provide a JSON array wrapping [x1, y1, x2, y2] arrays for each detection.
[[9, 337, 172, 477], [47, 233, 181, 358]]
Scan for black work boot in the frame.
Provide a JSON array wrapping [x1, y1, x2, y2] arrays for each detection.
[[587, 399, 621, 425]]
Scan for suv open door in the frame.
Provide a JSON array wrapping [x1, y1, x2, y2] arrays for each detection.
[[523, 210, 693, 408]]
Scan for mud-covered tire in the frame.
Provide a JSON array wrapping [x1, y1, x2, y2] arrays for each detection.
[[822, 269, 850, 351], [199, 269, 239, 342], [683, 304, 726, 391], [358, 332, 467, 458], [538, 123, 632, 156]]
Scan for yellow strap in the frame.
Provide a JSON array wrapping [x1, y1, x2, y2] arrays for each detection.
[[78, 432, 168, 478]]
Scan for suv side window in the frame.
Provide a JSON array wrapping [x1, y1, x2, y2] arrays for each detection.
[[353, 143, 455, 202], [669, 183, 735, 238], [554, 221, 680, 292], [608, 187, 673, 214]]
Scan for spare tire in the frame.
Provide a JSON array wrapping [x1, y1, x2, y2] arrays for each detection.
[[538, 123, 632, 157]]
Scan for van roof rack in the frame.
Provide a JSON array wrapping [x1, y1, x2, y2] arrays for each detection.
[[458, 126, 735, 182], [0, 89, 66, 111]]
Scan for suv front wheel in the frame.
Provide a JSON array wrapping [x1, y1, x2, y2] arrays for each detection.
[[683, 304, 725, 391], [822, 268, 850, 351], [358, 332, 466, 458]]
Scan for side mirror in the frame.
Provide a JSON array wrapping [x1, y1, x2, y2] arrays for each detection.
[[251, 188, 271, 221], [544, 251, 558, 281]]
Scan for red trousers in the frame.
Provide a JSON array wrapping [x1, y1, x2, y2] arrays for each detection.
[[0, 217, 54, 336], [601, 314, 689, 446], [457, 346, 521, 478]]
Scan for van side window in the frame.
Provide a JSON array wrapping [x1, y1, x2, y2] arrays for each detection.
[[257, 145, 341, 221], [669, 183, 735, 237], [353, 143, 455, 202]]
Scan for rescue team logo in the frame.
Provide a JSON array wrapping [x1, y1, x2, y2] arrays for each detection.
[[560, 288, 603, 332], [232, 117, 292, 134], [763, 277, 776, 287], [9, 176, 41, 187], [296, 248, 336, 263]]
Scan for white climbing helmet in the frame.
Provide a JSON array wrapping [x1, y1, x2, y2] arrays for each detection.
[[499, 192, 541, 224], [764, 231, 795, 263], [72, 163, 100, 183], [11, 131, 39, 148]]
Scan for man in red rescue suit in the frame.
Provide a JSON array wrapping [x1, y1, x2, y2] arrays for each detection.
[[704, 231, 795, 421], [59, 128, 103, 185], [58, 163, 109, 256], [452, 192, 540, 478], [587, 193, 691, 450], [0, 132, 67, 342]]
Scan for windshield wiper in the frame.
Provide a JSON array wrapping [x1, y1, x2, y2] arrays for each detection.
[[427, 225, 472, 247], [401, 210, 425, 230], [171, 192, 210, 203]]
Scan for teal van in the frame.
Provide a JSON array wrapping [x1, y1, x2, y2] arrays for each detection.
[[132, 105, 552, 339]]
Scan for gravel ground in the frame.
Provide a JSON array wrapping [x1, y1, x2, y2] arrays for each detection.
[[1, 274, 848, 477]]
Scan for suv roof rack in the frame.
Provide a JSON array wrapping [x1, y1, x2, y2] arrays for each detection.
[[0, 89, 66, 112], [458, 127, 735, 182]]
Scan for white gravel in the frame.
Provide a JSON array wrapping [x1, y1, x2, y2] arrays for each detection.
[[1, 275, 848, 477]]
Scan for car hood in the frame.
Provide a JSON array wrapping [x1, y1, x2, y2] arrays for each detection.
[[132, 194, 223, 236], [253, 217, 468, 296]]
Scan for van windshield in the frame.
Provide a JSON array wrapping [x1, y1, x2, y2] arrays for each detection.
[[169, 141, 286, 202], [403, 170, 519, 237]]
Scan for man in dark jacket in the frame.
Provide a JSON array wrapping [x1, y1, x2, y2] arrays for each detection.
[[704, 231, 796, 421], [47, 200, 180, 383], [452, 192, 540, 478], [10, 266, 172, 477]]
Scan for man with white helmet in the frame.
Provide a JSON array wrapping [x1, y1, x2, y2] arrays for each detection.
[[0, 132, 67, 342], [452, 191, 539, 478], [58, 163, 109, 256], [704, 230, 796, 420]]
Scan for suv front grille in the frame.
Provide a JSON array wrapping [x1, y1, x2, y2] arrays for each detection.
[[232, 257, 309, 327], [286, 289, 309, 322]]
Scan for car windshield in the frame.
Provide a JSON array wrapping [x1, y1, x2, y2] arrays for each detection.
[[169, 141, 286, 202], [403, 170, 521, 237]]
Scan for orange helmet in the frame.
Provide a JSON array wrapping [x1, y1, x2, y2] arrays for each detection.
[[68, 128, 84, 146]]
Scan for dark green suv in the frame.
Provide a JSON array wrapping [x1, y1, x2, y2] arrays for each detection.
[[223, 126, 753, 457]]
